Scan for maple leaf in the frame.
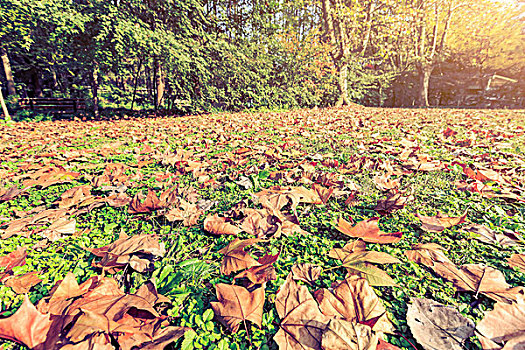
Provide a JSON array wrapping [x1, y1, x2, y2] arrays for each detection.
[[217, 238, 261, 275], [407, 298, 474, 350], [239, 208, 281, 238], [291, 263, 322, 285], [210, 283, 264, 333], [321, 319, 378, 350], [314, 276, 394, 334], [88, 233, 165, 273], [204, 214, 242, 235], [329, 241, 400, 286], [274, 273, 329, 350], [0, 295, 52, 348], [336, 217, 402, 244], [416, 211, 467, 233]]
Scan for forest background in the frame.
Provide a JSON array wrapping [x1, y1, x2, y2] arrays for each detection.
[[0, 0, 524, 116]]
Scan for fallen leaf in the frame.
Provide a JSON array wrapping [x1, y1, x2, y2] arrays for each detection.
[[314, 276, 394, 334], [476, 294, 525, 350], [217, 238, 261, 275], [463, 224, 519, 247], [0, 295, 51, 348], [508, 254, 525, 271], [321, 319, 378, 350], [416, 211, 467, 233], [337, 217, 402, 244], [406, 298, 475, 350], [4, 271, 42, 294], [204, 214, 242, 235], [210, 283, 264, 333], [292, 263, 322, 285], [234, 253, 279, 287], [274, 273, 329, 350]]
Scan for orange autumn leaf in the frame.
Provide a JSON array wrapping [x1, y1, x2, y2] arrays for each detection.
[[337, 217, 402, 244]]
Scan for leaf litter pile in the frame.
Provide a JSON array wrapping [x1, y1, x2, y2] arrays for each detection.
[[1, 107, 525, 350]]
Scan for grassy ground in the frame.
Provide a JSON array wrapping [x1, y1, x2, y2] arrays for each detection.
[[1, 107, 525, 349]]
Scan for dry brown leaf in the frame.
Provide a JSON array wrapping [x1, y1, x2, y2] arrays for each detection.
[[292, 263, 322, 285], [239, 208, 281, 238], [375, 192, 413, 215], [0, 295, 52, 348], [337, 217, 402, 244], [204, 214, 242, 235], [463, 224, 519, 247], [314, 276, 394, 334], [4, 271, 42, 294], [274, 273, 329, 350], [508, 254, 525, 271], [407, 298, 475, 350], [0, 186, 25, 202], [321, 319, 378, 350], [88, 233, 165, 273], [234, 253, 279, 287], [476, 295, 525, 350], [218, 238, 261, 275], [0, 247, 27, 280], [210, 283, 264, 333], [165, 199, 203, 226], [416, 211, 467, 233]]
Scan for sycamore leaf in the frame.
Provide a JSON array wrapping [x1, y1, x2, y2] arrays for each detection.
[[88, 233, 165, 273], [508, 254, 525, 271], [0, 247, 27, 280], [476, 295, 525, 350], [0, 295, 51, 348], [234, 253, 278, 287], [416, 211, 467, 233], [217, 238, 261, 275], [407, 298, 475, 350], [210, 283, 264, 333], [314, 276, 394, 334], [321, 319, 378, 350], [204, 214, 242, 235], [292, 263, 322, 285], [375, 192, 413, 215], [329, 242, 400, 286], [406, 244, 524, 303], [274, 273, 329, 350], [336, 217, 402, 244], [463, 224, 519, 247], [4, 271, 42, 294], [128, 189, 164, 214]]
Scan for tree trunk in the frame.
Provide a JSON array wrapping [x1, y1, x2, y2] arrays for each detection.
[[155, 58, 165, 110], [0, 86, 10, 120], [335, 62, 350, 107], [91, 63, 99, 117], [417, 64, 432, 107], [0, 46, 16, 96], [32, 68, 43, 97]]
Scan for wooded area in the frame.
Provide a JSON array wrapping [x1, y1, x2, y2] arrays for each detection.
[[1, 0, 524, 116]]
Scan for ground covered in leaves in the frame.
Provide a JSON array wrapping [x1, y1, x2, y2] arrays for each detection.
[[1, 107, 525, 350]]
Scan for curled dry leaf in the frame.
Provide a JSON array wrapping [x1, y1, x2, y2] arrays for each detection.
[[337, 217, 402, 244], [407, 298, 475, 350], [218, 238, 261, 275], [292, 263, 322, 285], [128, 189, 164, 214], [476, 294, 525, 350], [234, 253, 279, 287], [210, 283, 264, 333], [0, 295, 52, 348], [204, 214, 242, 235], [463, 224, 519, 247], [406, 244, 524, 303], [314, 276, 394, 334], [274, 273, 329, 350], [88, 233, 165, 273], [321, 319, 378, 350], [416, 211, 467, 233], [375, 192, 413, 215], [240, 208, 281, 238]]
